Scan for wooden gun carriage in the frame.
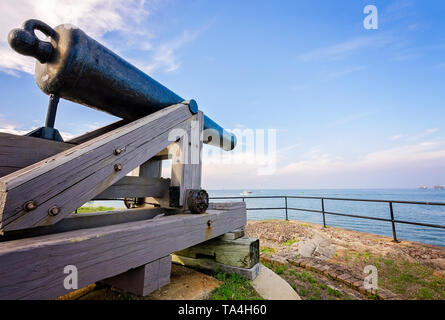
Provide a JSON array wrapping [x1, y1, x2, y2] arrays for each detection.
[[0, 20, 256, 300]]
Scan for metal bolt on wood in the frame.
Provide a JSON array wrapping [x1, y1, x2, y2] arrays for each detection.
[[114, 148, 122, 155], [48, 206, 60, 216], [23, 200, 37, 211], [114, 163, 123, 171]]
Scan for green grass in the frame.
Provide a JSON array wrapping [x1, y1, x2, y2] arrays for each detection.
[[74, 206, 116, 213], [299, 288, 308, 296], [328, 287, 342, 298], [209, 273, 263, 300], [279, 263, 355, 300], [260, 247, 276, 255], [282, 237, 299, 246], [274, 265, 286, 275], [342, 250, 445, 300]]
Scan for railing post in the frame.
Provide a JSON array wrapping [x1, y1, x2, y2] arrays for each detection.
[[285, 196, 288, 221], [321, 198, 326, 228], [389, 202, 400, 243]]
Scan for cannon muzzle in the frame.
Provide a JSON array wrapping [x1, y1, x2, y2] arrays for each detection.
[[8, 19, 236, 151]]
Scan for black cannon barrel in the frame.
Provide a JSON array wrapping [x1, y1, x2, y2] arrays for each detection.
[[8, 19, 236, 151]]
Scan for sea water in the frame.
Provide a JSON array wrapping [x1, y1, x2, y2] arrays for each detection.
[[92, 189, 445, 247]]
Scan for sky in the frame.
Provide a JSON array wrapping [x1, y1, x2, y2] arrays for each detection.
[[0, 0, 445, 189]]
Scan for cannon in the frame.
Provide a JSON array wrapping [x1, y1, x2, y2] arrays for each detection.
[[0, 19, 259, 301], [0, 17, 242, 233], [7, 19, 236, 150]]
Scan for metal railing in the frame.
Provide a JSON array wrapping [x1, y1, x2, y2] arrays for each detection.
[[210, 195, 445, 243]]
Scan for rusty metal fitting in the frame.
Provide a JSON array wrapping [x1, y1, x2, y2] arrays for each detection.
[[48, 206, 60, 216], [114, 148, 122, 155], [23, 200, 37, 212], [187, 189, 209, 214], [114, 163, 123, 171]]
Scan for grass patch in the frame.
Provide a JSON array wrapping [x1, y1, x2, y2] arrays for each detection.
[[274, 265, 286, 275], [209, 273, 263, 300], [280, 264, 354, 300], [75, 206, 116, 213], [260, 247, 276, 255], [341, 250, 445, 300], [282, 237, 299, 246]]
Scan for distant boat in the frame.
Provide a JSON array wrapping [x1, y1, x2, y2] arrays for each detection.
[[418, 186, 428, 190], [434, 185, 444, 190], [240, 191, 253, 196]]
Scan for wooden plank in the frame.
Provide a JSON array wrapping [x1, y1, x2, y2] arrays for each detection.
[[0, 133, 74, 178], [172, 255, 260, 280], [171, 112, 203, 207], [1, 207, 174, 241], [138, 159, 166, 208], [153, 148, 170, 160], [140, 159, 162, 178], [220, 229, 245, 240], [175, 237, 259, 269], [0, 103, 192, 232], [0, 203, 246, 299], [93, 176, 170, 200], [103, 255, 171, 296]]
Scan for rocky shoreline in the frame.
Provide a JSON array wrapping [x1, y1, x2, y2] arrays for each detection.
[[245, 220, 445, 300]]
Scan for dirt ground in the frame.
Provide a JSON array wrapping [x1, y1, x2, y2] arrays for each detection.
[[58, 264, 222, 300]]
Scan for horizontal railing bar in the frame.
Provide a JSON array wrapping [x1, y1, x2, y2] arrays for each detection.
[[288, 207, 392, 222], [210, 196, 445, 206], [211, 196, 286, 200], [247, 207, 286, 211], [323, 211, 392, 222], [393, 219, 445, 230], [288, 207, 324, 214]]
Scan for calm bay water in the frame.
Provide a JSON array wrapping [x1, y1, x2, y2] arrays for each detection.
[[92, 189, 445, 247], [209, 189, 445, 247]]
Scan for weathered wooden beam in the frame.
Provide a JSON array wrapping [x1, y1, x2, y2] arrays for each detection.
[[220, 229, 245, 240], [93, 176, 170, 200], [1, 207, 174, 241], [103, 255, 171, 296], [175, 237, 259, 269], [171, 111, 203, 207], [153, 148, 171, 160], [0, 202, 246, 299], [172, 255, 260, 280], [0, 133, 74, 178], [0, 103, 193, 232]]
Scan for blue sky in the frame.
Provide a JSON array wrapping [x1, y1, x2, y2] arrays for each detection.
[[1, 0, 445, 189]]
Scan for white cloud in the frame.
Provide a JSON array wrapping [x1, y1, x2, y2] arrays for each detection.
[[0, 116, 76, 140], [200, 139, 445, 189], [0, 0, 202, 76], [326, 110, 375, 128], [278, 140, 445, 175], [0, 0, 155, 75], [298, 35, 394, 62], [390, 134, 405, 140], [423, 128, 439, 136], [140, 29, 202, 74]]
